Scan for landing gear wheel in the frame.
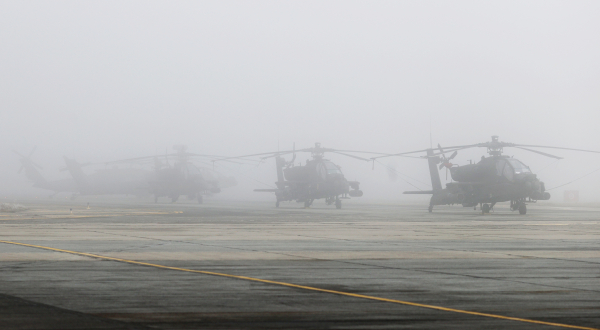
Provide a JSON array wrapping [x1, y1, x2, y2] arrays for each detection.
[[276, 201, 280, 208], [335, 199, 342, 209], [154, 196, 158, 203], [518, 203, 527, 215], [428, 205, 433, 213], [304, 200, 310, 208], [197, 195, 203, 204], [482, 204, 490, 214], [171, 195, 179, 203]]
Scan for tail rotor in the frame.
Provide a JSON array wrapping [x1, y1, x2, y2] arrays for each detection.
[[437, 144, 457, 179], [13, 146, 43, 174]]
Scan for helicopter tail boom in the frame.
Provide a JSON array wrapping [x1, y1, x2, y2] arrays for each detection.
[[426, 149, 443, 191], [404, 190, 434, 194]]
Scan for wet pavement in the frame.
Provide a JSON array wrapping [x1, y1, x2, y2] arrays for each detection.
[[0, 199, 598, 329]]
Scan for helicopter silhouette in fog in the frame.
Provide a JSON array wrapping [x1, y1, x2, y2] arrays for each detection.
[[225, 143, 387, 208], [107, 145, 236, 203], [14, 147, 149, 199], [374, 136, 600, 214]]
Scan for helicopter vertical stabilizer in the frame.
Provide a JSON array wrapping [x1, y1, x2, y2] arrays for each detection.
[[275, 156, 286, 189], [427, 149, 443, 191], [63, 157, 88, 190], [13, 148, 47, 188]]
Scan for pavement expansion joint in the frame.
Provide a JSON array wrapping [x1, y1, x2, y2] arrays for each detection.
[[0, 239, 597, 330]]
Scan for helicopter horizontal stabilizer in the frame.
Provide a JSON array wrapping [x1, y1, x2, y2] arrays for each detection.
[[403, 190, 434, 194], [254, 189, 279, 192], [446, 181, 487, 186]]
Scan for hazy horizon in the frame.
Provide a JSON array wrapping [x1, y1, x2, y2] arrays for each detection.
[[2, 1, 599, 202]]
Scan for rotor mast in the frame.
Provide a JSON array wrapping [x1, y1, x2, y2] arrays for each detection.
[[486, 135, 504, 157], [173, 145, 188, 164], [311, 143, 325, 160]]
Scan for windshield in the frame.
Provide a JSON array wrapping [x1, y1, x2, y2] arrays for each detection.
[[185, 163, 202, 177], [323, 161, 342, 175], [199, 167, 218, 181], [506, 159, 531, 174]]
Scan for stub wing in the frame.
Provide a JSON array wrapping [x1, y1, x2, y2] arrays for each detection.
[[446, 181, 487, 186], [404, 190, 434, 194]]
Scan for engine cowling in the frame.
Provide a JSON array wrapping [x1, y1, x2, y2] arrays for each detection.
[[349, 190, 363, 197]]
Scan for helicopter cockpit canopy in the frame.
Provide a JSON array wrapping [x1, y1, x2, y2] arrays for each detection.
[[496, 158, 531, 182], [182, 162, 203, 180], [316, 161, 343, 180], [198, 167, 218, 182], [507, 159, 531, 174]]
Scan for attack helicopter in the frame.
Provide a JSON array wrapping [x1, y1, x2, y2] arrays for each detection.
[[106, 145, 237, 203], [14, 147, 149, 198], [14, 147, 78, 196], [223, 143, 387, 209], [374, 136, 600, 214]]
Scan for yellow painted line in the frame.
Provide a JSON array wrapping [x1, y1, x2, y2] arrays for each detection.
[[0, 240, 596, 330], [0, 212, 172, 221]]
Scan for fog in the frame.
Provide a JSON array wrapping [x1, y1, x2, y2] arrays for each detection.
[[1, 1, 599, 202]]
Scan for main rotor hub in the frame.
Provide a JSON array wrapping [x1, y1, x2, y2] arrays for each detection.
[[486, 135, 504, 157], [311, 142, 325, 160], [173, 145, 189, 163]]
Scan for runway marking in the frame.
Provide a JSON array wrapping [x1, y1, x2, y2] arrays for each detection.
[[0, 240, 596, 330], [0, 212, 172, 221]]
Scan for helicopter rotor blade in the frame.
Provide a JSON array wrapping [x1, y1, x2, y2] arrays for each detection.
[[186, 153, 237, 159], [28, 146, 37, 158], [426, 146, 474, 157], [437, 144, 447, 170], [513, 147, 563, 159], [448, 150, 458, 161], [216, 149, 297, 161], [105, 155, 159, 164], [513, 144, 600, 155], [332, 149, 392, 155], [437, 143, 445, 158], [12, 150, 26, 158], [330, 152, 370, 162], [220, 146, 391, 163], [259, 151, 297, 160], [290, 143, 297, 164], [13, 149, 44, 169], [372, 144, 478, 160]]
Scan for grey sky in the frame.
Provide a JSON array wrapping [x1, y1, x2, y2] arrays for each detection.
[[1, 1, 599, 200]]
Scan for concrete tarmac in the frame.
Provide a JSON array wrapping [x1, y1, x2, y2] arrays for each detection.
[[0, 199, 599, 329]]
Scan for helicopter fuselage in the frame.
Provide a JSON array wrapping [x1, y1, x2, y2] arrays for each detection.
[[257, 157, 363, 208], [406, 152, 551, 213], [149, 162, 220, 202]]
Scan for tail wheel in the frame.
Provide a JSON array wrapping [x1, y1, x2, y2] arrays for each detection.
[[428, 205, 433, 213], [335, 199, 342, 209], [276, 201, 280, 208]]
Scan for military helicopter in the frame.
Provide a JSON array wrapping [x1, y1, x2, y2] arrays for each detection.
[[14, 147, 149, 198], [374, 136, 600, 214], [14, 147, 78, 196], [107, 145, 237, 203], [224, 143, 387, 208]]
